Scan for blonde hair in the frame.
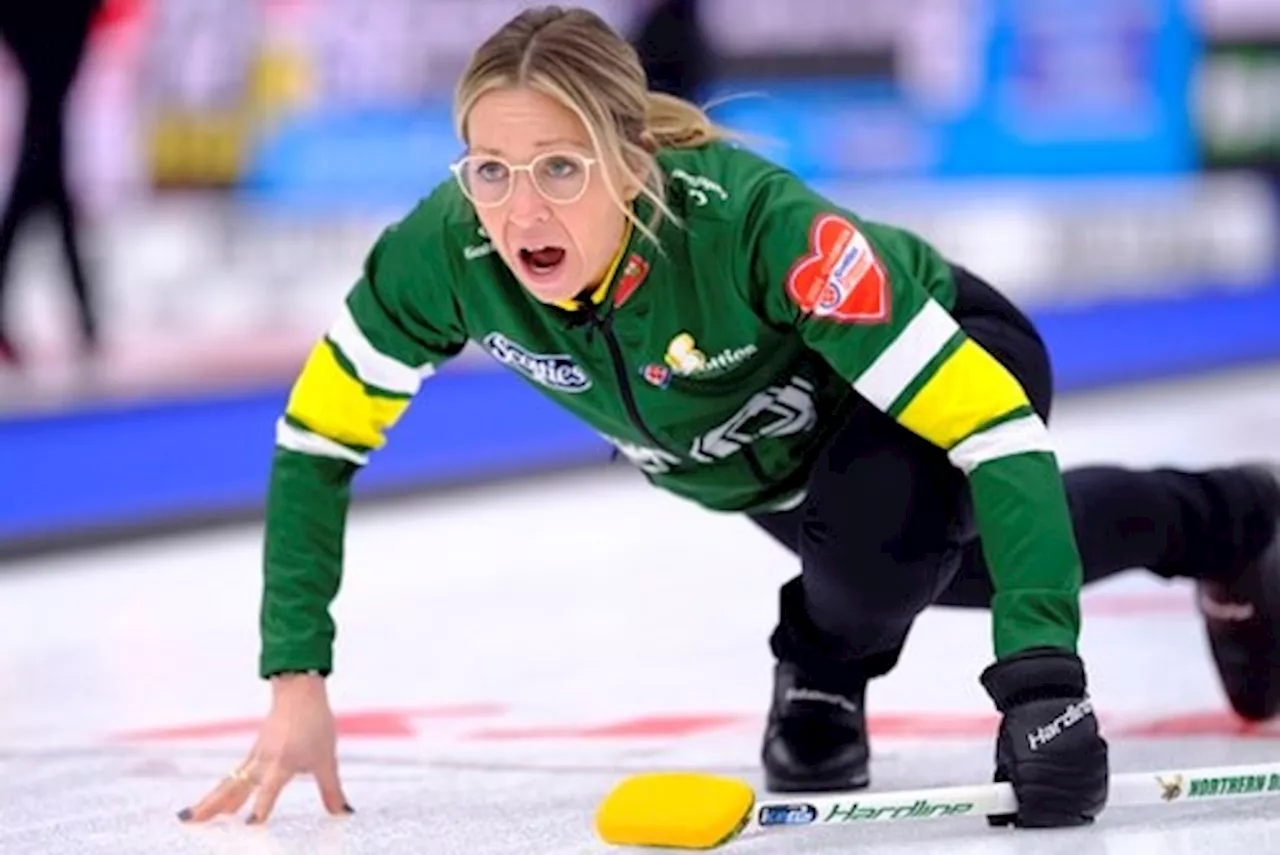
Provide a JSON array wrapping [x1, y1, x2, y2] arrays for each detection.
[[452, 5, 732, 246]]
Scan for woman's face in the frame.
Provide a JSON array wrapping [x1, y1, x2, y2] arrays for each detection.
[[460, 87, 634, 304]]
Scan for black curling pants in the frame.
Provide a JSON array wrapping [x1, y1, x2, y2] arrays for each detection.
[[750, 266, 1278, 687]]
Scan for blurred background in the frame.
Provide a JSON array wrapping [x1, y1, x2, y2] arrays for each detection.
[[1, 0, 1278, 557]]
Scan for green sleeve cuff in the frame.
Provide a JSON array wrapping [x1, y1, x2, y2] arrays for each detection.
[[991, 589, 1081, 659]]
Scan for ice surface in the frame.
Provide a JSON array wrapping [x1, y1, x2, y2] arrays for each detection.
[[2, 365, 1280, 854]]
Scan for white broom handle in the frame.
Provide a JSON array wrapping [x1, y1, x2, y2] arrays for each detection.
[[747, 762, 1280, 832]]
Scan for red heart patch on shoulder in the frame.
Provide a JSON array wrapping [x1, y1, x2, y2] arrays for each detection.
[[785, 213, 890, 323]]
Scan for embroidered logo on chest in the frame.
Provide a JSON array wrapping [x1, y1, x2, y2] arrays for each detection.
[[482, 332, 592, 393], [613, 254, 651, 307], [663, 332, 758, 377]]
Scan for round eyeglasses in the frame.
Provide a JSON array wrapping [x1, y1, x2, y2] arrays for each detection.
[[450, 151, 597, 208]]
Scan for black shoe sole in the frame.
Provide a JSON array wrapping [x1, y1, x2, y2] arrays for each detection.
[[764, 766, 870, 793]]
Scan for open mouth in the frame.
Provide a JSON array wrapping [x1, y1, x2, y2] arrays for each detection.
[[519, 245, 567, 277]]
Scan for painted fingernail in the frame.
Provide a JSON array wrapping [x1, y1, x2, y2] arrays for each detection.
[[177, 808, 193, 822], [246, 814, 260, 825], [343, 803, 355, 814]]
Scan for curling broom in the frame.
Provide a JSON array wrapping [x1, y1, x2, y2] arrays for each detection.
[[595, 761, 1280, 849]]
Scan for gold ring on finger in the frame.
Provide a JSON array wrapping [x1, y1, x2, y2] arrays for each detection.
[[227, 763, 255, 785]]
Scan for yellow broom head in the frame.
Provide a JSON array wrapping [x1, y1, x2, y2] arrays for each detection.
[[594, 772, 755, 850]]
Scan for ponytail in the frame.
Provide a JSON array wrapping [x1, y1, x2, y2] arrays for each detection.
[[643, 91, 730, 149]]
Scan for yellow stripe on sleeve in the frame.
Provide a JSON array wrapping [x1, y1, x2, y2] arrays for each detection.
[[896, 338, 1031, 449], [285, 340, 411, 451]]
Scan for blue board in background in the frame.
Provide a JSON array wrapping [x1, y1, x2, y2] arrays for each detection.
[[705, 0, 1198, 181], [0, 367, 611, 547], [952, 0, 1198, 176], [3, 275, 1278, 550], [239, 103, 460, 213]]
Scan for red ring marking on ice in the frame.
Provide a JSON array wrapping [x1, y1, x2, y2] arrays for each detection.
[[467, 713, 747, 740], [107, 707, 1280, 743], [109, 704, 506, 741], [1082, 592, 1194, 616]]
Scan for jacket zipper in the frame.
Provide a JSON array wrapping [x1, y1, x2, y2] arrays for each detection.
[[596, 312, 679, 459]]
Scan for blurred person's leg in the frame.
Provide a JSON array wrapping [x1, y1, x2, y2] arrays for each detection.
[[632, 0, 710, 101], [0, 2, 102, 365], [42, 44, 99, 355], [0, 117, 42, 366]]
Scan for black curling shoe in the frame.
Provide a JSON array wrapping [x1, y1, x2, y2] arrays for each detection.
[[761, 661, 870, 792], [1199, 464, 1280, 721]]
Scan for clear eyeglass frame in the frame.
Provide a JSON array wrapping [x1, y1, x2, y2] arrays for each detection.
[[449, 151, 599, 208]]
